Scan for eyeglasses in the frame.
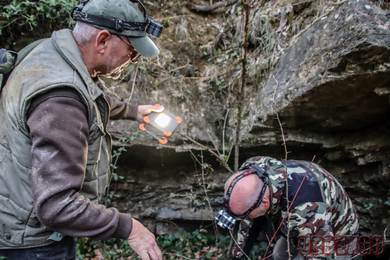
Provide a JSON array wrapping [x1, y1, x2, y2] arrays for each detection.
[[115, 34, 141, 61]]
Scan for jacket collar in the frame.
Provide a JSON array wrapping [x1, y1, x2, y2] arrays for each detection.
[[52, 29, 102, 100]]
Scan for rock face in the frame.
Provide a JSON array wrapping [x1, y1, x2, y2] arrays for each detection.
[[255, 0, 390, 132], [107, 0, 390, 238], [246, 0, 390, 236]]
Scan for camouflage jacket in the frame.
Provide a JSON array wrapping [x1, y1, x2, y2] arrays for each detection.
[[231, 156, 359, 260]]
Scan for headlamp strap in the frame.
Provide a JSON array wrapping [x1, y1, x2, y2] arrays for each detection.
[[224, 169, 252, 207], [130, 0, 148, 20], [71, 8, 148, 32], [224, 164, 268, 218]]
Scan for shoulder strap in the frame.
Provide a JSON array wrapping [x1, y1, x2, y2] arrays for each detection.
[[1, 38, 46, 89], [14, 38, 46, 67]]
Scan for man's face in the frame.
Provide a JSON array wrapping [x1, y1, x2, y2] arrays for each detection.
[[104, 35, 140, 79]]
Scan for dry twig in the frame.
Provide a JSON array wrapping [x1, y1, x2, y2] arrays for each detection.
[[181, 133, 235, 174], [189, 0, 239, 13]]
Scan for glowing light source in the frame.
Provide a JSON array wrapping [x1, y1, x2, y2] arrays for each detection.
[[139, 106, 182, 145], [154, 113, 171, 128]]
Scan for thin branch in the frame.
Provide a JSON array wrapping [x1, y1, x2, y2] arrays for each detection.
[[147, 59, 188, 73], [292, 0, 313, 6], [248, 0, 265, 26], [229, 229, 251, 260], [272, 75, 291, 259], [184, 71, 229, 80], [148, 59, 234, 80], [263, 156, 317, 259], [205, 128, 223, 158], [0, 16, 23, 29], [181, 133, 235, 174], [200, 150, 212, 211], [196, 114, 232, 164], [127, 59, 140, 103], [163, 252, 193, 260], [168, 60, 190, 73], [189, 0, 239, 13], [188, 149, 220, 246], [233, 0, 250, 171], [199, 150, 220, 246], [222, 109, 230, 157]]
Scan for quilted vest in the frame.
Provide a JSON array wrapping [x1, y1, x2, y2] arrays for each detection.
[[0, 29, 112, 248]]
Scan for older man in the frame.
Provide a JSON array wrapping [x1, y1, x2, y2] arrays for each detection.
[[216, 156, 360, 260], [0, 0, 164, 259]]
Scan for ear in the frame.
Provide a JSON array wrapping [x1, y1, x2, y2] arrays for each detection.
[[261, 189, 271, 208], [95, 30, 112, 55]]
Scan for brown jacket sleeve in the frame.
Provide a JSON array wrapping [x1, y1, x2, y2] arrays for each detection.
[[27, 89, 133, 240], [105, 94, 138, 121]]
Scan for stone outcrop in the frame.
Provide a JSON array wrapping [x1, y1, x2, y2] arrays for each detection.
[[107, 0, 390, 238]]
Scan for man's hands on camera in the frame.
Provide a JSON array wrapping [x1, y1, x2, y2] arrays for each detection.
[[127, 219, 162, 260], [136, 105, 164, 123]]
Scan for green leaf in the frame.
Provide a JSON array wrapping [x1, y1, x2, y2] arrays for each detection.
[[237, 6, 243, 14], [205, 252, 214, 259], [268, 43, 274, 51], [119, 137, 127, 143], [364, 203, 374, 210], [118, 147, 127, 152]]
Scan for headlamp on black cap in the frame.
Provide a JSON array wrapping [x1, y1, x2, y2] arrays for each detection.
[[130, 0, 163, 38], [214, 165, 268, 230], [71, 0, 163, 38]]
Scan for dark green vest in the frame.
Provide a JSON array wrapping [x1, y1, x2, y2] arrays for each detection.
[[0, 29, 112, 248]]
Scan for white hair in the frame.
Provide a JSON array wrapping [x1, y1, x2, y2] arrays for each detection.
[[73, 22, 106, 45]]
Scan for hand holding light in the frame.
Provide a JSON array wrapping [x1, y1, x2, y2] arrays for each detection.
[[136, 104, 164, 123]]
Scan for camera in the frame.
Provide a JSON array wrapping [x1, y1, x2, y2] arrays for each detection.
[[215, 209, 236, 229]]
